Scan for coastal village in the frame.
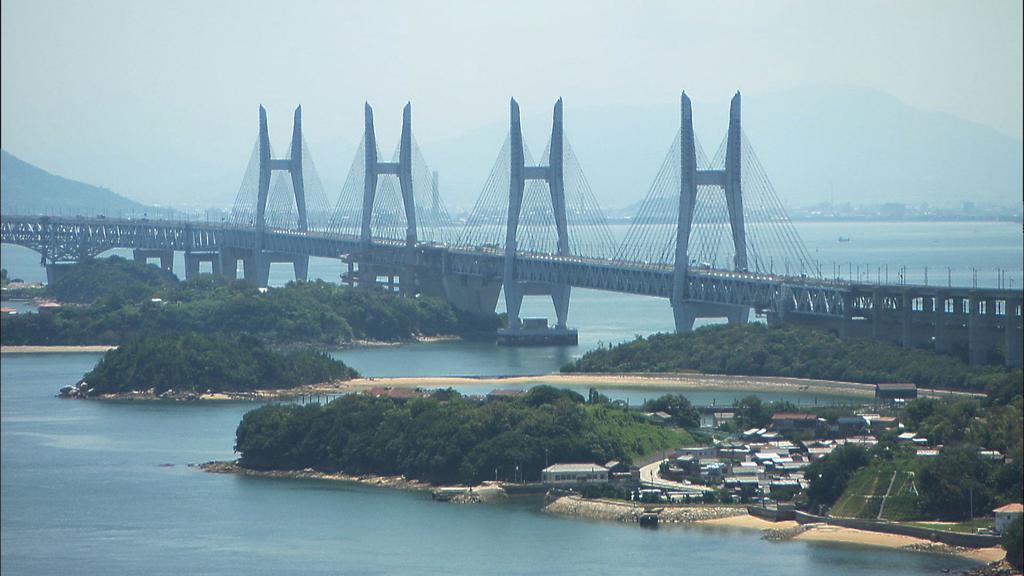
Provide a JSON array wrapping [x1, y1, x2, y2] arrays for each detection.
[[353, 382, 1023, 554]]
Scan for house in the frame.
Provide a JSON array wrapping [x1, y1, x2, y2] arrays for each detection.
[[834, 416, 868, 437], [994, 503, 1023, 534], [769, 480, 802, 501], [0, 307, 15, 315], [37, 302, 61, 314], [867, 416, 898, 431], [675, 446, 717, 459], [541, 463, 609, 486], [771, 412, 818, 432], [875, 383, 918, 401], [487, 389, 525, 401]]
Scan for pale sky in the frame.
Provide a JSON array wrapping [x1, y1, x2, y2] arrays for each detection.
[[1, 0, 1021, 207]]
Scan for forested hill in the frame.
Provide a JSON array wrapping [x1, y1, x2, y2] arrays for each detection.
[[1, 150, 157, 216], [76, 333, 357, 396], [234, 386, 691, 485], [1, 257, 501, 345], [563, 323, 1022, 394]]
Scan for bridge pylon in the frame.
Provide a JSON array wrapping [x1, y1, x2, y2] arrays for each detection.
[[499, 97, 575, 342], [671, 91, 750, 331], [243, 105, 310, 286], [356, 102, 417, 294]]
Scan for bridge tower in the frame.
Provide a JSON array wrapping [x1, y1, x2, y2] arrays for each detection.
[[500, 98, 575, 341], [227, 105, 309, 286], [672, 91, 750, 331], [356, 102, 417, 294]]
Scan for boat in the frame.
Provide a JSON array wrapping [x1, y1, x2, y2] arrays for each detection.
[[837, 236, 851, 243]]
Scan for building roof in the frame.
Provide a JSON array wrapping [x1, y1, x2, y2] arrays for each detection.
[[876, 383, 917, 391], [544, 463, 608, 474], [487, 389, 525, 398], [772, 413, 816, 421], [994, 503, 1023, 513]]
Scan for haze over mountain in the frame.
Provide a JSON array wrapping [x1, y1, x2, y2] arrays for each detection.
[[0, 150, 153, 216], [2, 86, 1021, 216], [407, 85, 1023, 212]]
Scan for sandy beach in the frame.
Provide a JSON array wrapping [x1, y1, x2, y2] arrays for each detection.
[[794, 524, 1006, 563], [345, 372, 980, 399], [697, 514, 798, 530], [1, 345, 118, 354]]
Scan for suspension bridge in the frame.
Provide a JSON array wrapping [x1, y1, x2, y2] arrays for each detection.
[[2, 92, 1020, 366]]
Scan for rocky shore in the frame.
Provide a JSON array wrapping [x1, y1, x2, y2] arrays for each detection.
[[543, 494, 745, 524], [198, 460, 433, 491]]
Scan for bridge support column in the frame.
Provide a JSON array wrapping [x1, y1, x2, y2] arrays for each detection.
[[184, 252, 221, 281], [901, 291, 912, 348], [1006, 298, 1022, 368], [293, 256, 309, 282], [968, 293, 986, 365], [673, 301, 748, 332], [45, 263, 76, 286], [133, 249, 174, 273]]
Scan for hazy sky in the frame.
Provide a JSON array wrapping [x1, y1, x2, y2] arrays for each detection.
[[1, 0, 1021, 207]]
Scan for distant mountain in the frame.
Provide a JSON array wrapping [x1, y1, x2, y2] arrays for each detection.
[[1, 150, 156, 216], [410, 85, 1023, 213]]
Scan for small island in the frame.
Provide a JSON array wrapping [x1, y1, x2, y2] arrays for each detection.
[[2, 256, 501, 348], [217, 385, 691, 486], [562, 323, 1022, 395], [61, 332, 358, 399]]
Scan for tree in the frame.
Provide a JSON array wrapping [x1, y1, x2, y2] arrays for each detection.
[[805, 444, 869, 511], [734, 395, 771, 429], [644, 394, 700, 428], [1004, 516, 1023, 570]]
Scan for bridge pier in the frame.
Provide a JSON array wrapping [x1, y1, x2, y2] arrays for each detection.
[[133, 249, 173, 272], [184, 252, 221, 281], [44, 262, 76, 286], [1007, 298, 1023, 368], [673, 301, 749, 332]]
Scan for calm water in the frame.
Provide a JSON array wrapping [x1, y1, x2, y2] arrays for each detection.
[[0, 221, 1017, 573], [1, 353, 978, 575]]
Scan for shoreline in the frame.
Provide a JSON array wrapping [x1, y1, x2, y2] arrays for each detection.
[[545, 496, 1003, 564], [344, 372, 981, 399], [1, 345, 118, 354], [198, 460, 434, 491], [67, 370, 983, 401]]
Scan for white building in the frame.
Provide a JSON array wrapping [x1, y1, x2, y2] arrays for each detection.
[[542, 463, 609, 486], [994, 503, 1023, 534]]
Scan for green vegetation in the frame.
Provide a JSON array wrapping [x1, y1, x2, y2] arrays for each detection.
[[563, 323, 1022, 393], [81, 333, 356, 396], [234, 385, 691, 485], [47, 256, 179, 303], [829, 462, 920, 520], [805, 444, 870, 512], [0, 257, 501, 346], [1005, 516, 1023, 570], [810, 391, 1022, 522], [642, 394, 699, 427], [906, 518, 995, 534]]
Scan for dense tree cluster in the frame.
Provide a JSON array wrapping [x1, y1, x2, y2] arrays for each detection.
[[81, 333, 357, 396], [234, 385, 691, 485], [47, 256, 179, 303], [807, 391, 1023, 521], [563, 323, 1022, 393], [642, 394, 700, 428], [1, 258, 501, 345]]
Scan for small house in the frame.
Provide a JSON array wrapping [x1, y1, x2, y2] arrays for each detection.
[[771, 412, 818, 432], [994, 503, 1023, 535], [541, 463, 609, 486], [875, 383, 918, 401]]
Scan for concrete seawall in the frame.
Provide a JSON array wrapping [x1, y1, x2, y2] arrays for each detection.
[[793, 510, 1002, 549]]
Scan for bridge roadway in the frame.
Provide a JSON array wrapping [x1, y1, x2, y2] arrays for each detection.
[[2, 214, 1021, 367]]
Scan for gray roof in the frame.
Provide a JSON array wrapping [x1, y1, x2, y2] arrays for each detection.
[[543, 463, 608, 474]]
